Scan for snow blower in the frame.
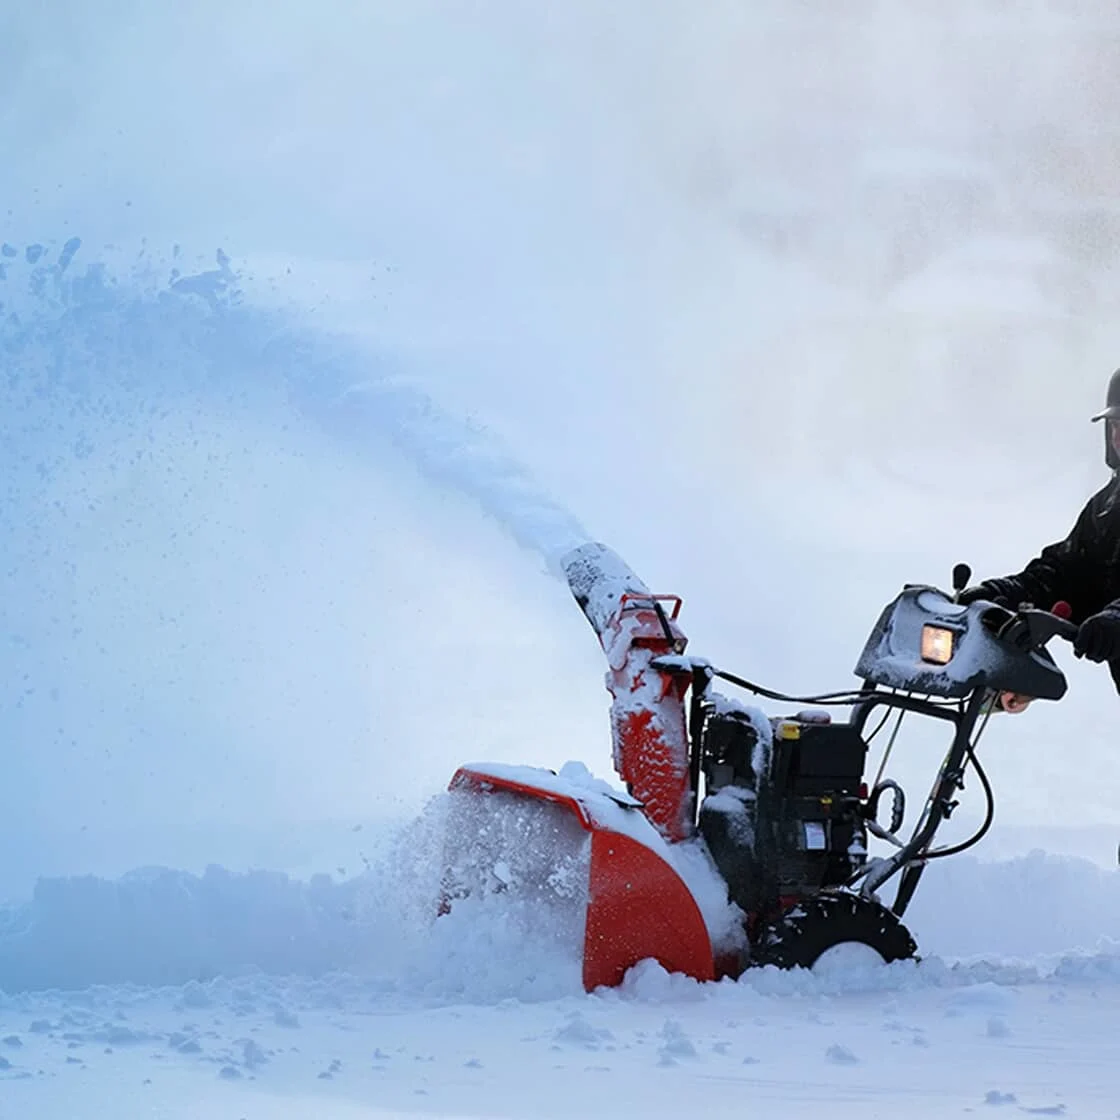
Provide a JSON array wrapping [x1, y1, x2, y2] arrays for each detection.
[[439, 542, 1075, 989]]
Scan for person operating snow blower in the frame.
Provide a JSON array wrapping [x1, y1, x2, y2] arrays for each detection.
[[959, 368, 1120, 693]]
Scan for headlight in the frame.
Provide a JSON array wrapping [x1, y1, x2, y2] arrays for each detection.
[[920, 625, 955, 665]]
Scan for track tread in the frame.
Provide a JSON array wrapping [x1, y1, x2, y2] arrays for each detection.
[[753, 892, 918, 970]]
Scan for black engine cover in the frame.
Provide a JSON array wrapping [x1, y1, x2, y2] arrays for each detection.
[[699, 717, 870, 918], [772, 723, 867, 797]]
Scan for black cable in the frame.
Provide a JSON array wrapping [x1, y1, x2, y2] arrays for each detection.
[[863, 705, 894, 744], [711, 668, 959, 711], [920, 742, 995, 859], [712, 669, 876, 706]]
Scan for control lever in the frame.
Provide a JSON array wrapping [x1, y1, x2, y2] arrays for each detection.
[[951, 563, 972, 603]]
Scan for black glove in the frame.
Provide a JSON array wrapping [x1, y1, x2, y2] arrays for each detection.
[[957, 583, 1011, 607], [1073, 608, 1120, 662]]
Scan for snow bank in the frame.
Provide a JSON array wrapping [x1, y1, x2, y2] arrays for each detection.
[[0, 865, 370, 994], [904, 848, 1120, 961], [3, 797, 1119, 1001], [0, 793, 585, 1004]]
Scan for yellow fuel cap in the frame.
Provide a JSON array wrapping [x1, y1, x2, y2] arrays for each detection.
[[777, 721, 801, 740]]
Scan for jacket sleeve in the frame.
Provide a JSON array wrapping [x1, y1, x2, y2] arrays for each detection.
[[982, 499, 1097, 617]]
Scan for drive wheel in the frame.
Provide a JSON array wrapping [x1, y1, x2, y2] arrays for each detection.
[[752, 892, 917, 971]]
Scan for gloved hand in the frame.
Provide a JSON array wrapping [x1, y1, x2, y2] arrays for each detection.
[[1073, 608, 1120, 662], [957, 583, 1010, 607]]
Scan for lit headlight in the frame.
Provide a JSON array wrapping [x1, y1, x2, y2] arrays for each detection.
[[920, 625, 955, 665]]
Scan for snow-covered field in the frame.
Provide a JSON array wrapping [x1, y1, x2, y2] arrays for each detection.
[[3, 780, 1120, 1116], [3, 837, 1120, 1119], [3, 963, 1118, 1119]]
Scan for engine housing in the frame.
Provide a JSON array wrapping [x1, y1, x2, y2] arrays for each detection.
[[698, 704, 869, 918]]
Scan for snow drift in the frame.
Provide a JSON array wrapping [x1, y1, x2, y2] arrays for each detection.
[[2, 790, 1119, 1000]]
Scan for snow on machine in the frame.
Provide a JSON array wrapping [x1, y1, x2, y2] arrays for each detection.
[[438, 542, 1076, 989]]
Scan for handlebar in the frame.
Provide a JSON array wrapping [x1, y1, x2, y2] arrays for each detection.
[[991, 605, 1078, 653]]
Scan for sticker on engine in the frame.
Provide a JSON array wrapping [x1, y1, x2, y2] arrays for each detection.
[[803, 821, 827, 850]]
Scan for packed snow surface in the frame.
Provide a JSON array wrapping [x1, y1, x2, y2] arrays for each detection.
[[2, 960, 1118, 1119], [2, 821, 1120, 1118]]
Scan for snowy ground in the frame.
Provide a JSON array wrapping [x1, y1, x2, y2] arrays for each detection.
[[2, 952, 1117, 1119], [3, 809, 1120, 1119]]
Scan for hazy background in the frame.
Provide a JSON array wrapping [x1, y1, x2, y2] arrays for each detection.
[[3, 1, 1120, 898]]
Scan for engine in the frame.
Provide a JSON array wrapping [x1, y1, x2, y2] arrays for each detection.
[[697, 699, 870, 918]]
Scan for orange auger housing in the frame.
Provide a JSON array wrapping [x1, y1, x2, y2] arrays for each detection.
[[441, 541, 729, 992], [446, 763, 715, 991]]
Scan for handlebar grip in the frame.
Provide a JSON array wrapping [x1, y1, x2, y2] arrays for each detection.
[[1033, 609, 1078, 644], [1053, 617, 1079, 642], [996, 607, 1078, 650], [1048, 602, 1079, 642]]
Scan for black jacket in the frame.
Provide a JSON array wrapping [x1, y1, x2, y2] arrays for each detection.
[[981, 473, 1120, 693]]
